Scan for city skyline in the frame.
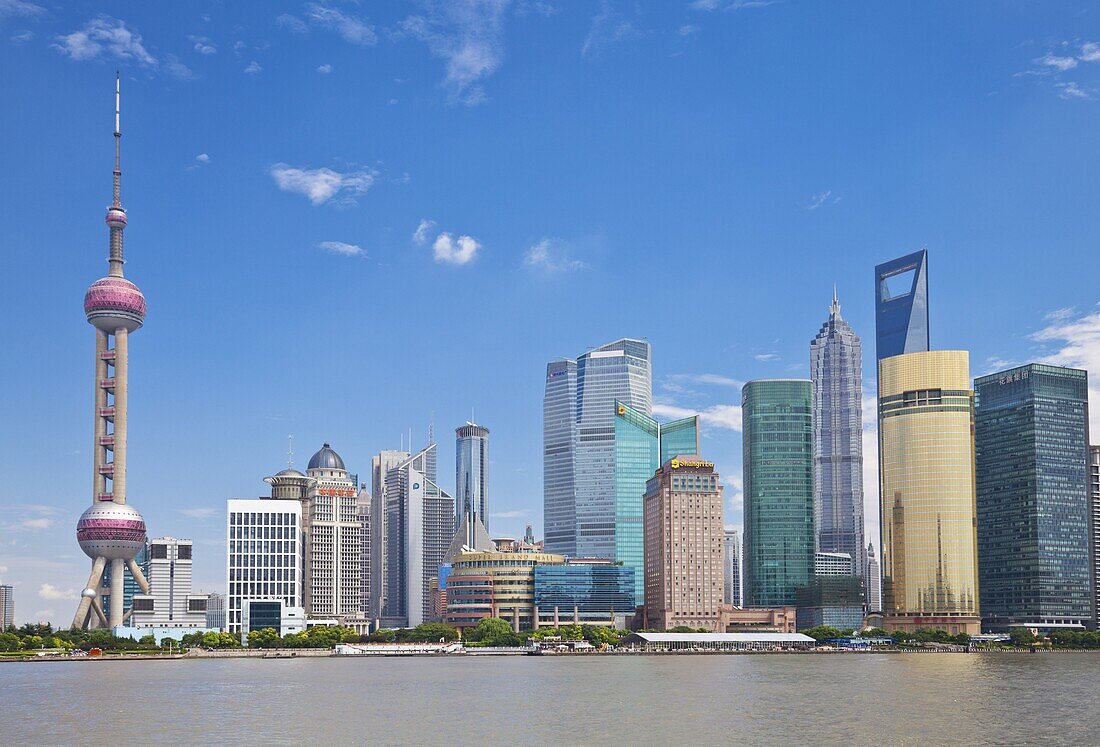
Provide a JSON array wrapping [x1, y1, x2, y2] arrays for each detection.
[[4, 3, 1100, 626]]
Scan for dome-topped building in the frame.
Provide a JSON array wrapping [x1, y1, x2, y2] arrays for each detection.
[[308, 443, 346, 473]]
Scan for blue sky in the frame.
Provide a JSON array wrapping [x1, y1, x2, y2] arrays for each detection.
[[2, 0, 1099, 625]]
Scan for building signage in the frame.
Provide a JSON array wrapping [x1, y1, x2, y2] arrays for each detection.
[[317, 488, 356, 497], [997, 370, 1028, 385], [670, 458, 713, 469]]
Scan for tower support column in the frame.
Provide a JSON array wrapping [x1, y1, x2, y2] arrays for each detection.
[[71, 556, 107, 629], [113, 328, 128, 505], [108, 558, 125, 628]]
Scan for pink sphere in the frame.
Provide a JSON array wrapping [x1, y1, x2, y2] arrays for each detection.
[[76, 502, 147, 561], [84, 276, 146, 332], [105, 208, 127, 230]]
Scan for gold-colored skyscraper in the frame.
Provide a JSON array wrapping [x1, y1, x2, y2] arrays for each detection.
[[878, 350, 981, 635]]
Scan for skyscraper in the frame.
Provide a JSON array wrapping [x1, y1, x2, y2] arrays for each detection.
[[368, 450, 409, 619], [975, 364, 1093, 629], [1091, 445, 1100, 629], [811, 290, 865, 574], [226, 498, 304, 635], [543, 339, 653, 560], [0, 585, 13, 629], [130, 537, 207, 629], [303, 444, 361, 619], [73, 75, 151, 630], [613, 401, 699, 602], [742, 380, 815, 607], [865, 542, 882, 614], [874, 249, 929, 360], [878, 351, 980, 635], [456, 423, 490, 531], [383, 444, 456, 627], [643, 457, 725, 631], [543, 360, 577, 556], [723, 530, 742, 608]]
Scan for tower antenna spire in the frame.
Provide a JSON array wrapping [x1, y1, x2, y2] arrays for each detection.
[[287, 435, 294, 469], [830, 284, 840, 316], [106, 71, 127, 277]]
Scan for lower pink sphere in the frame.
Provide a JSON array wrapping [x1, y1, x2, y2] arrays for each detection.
[[76, 502, 147, 560]]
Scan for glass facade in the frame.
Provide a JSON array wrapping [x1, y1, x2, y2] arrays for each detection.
[[723, 530, 741, 607], [543, 360, 577, 556], [878, 351, 980, 632], [795, 576, 865, 631], [874, 250, 929, 360], [811, 293, 865, 574], [613, 401, 699, 602], [246, 601, 282, 633], [742, 380, 814, 607], [1090, 446, 1100, 629], [533, 563, 637, 624], [975, 364, 1093, 627], [455, 423, 490, 532]]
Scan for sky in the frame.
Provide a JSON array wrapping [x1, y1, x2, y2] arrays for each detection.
[[1, 0, 1099, 626]]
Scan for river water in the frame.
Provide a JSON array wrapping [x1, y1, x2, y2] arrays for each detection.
[[2, 653, 1098, 745]]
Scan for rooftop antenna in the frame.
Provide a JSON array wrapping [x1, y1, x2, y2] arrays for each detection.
[[830, 284, 841, 316], [287, 435, 294, 469], [428, 412, 435, 446]]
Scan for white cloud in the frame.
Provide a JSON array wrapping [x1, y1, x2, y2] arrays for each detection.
[[582, 0, 641, 60], [54, 17, 156, 66], [20, 518, 52, 530], [0, 0, 45, 21], [1056, 81, 1092, 100], [176, 507, 219, 520], [653, 403, 742, 432], [316, 241, 364, 257], [1031, 305, 1100, 437], [523, 238, 587, 272], [244, 60, 262, 75], [490, 510, 529, 519], [433, 233, 481, 265], [1038, 53, 1078, 72], [690, 0, 779, 11], [400, 0, 511, 106], [269, 163, 375, 205], [669, 373, 742, 387], [412, 218, 436, 245], [1081, 42, 1100, 63], [317, 63, 333, 73], [10, 30, 34, 42], [276, 14, 308, 34], [754, 353, 780, 362], [806, 189, 832, 210], [38, 583, 76, 601], [195, 153, 210, 163], [163, 54, 194, 81], [190, 35, 216, 54], [305, 3, 376, 45]]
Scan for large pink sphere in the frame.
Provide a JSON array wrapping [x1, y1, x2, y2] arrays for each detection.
[[76, 502, 147, 560], [84, 276, 146, 332]]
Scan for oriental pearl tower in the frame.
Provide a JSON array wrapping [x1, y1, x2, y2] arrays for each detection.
[[71, 74, 150, 629]]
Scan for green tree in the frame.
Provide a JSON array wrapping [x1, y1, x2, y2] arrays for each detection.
[[862, 627, 889, 638], [0, 632, 21, 652], [247, 628, 281, 649], [138, 635, 157, 647], [801, 626, 844, 642], [1009, 628, 1037, 646], [464, 617, 514, 643]]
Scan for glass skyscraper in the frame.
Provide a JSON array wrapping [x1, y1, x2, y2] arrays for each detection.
[[614, 400, 698, 602], [810, 290, 865, 574], [975, 364, 1093, 629], [874, 249, 929, 360], [533, 562, 637, 626], [878, 350, 980, 634], [455, 422, 490, 531], [543, 339, 652, 560], [742, 379, 814, 607], [1090, 445, 1100, 629]]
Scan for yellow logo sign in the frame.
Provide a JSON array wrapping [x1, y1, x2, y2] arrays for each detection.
[[671, 458, 713, 469]]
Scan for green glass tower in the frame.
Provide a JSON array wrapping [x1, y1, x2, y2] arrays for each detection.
[[975, 364, 1093, 629], [742, 380, 814, 607], [614, 401, 699, 602]]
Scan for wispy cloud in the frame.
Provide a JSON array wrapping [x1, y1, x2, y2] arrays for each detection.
[[196, 153, 210, 164], [400, 0, 512, 105], [54, 16, 156, 66], [668, 373, 742, 387], [317, 63, 333, 74], [316, 240, 364, 257], [1056, 81, 1093, 100], [433, 233, 481, 265], [0, 0, 44, 22], [38, 583, 76, 601], [244, 60, 262, 75], [523, 238, 587, 273], [177, 507, 219, 520], [1038, 53, 1077, 72], [304, 3, 376, 45], [754, 352, 780, 362], [653, 402, 742, 431], [1031, 305, 1100, 436], [690, 0, 780, 11], [806, 189, 840, 210], [581, 0, 641, 60], [490, 509, 530, 519], [412, 218, 436, 245], [190, 35, 216, 55], [269, 164, 375, 205], [276, 14, 309, 34], [1020, 41, 1100, 101], [163, 54, 194, 81]]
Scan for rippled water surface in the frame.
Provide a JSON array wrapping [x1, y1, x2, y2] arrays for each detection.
[[2, 653, 1099, 745]]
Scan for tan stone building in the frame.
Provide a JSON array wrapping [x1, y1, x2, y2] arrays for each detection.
[[643, 457, 725, 631]]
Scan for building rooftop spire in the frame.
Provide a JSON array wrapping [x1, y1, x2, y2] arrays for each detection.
[[830, 285, 841, 317], [105, 71, 127, 278]]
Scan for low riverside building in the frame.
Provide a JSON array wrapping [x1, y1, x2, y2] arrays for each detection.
[[130, 537, 208, 630], [619, 632, 814, 652], [445, 550, 566, 632], [533, 560, 636, 628], [796, 576, 864, 631], [719, 606, 797, 633]]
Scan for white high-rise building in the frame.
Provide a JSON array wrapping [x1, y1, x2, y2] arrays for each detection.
[[456, 423, 490, 532], [865, 542, 882, 614], [130, 537, 207, 629], [205, 592, 226, 630], [368, 450, 409, 619], [226, 498, 304, 635], [0, 585, 13, 629], [814, 551, 854, 577], [303, 444, 361, 620], [383, 444, 455, 627], [723, 530, 742, 607]]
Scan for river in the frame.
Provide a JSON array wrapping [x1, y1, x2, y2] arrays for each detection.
[[2, 653, 1098, 745]]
